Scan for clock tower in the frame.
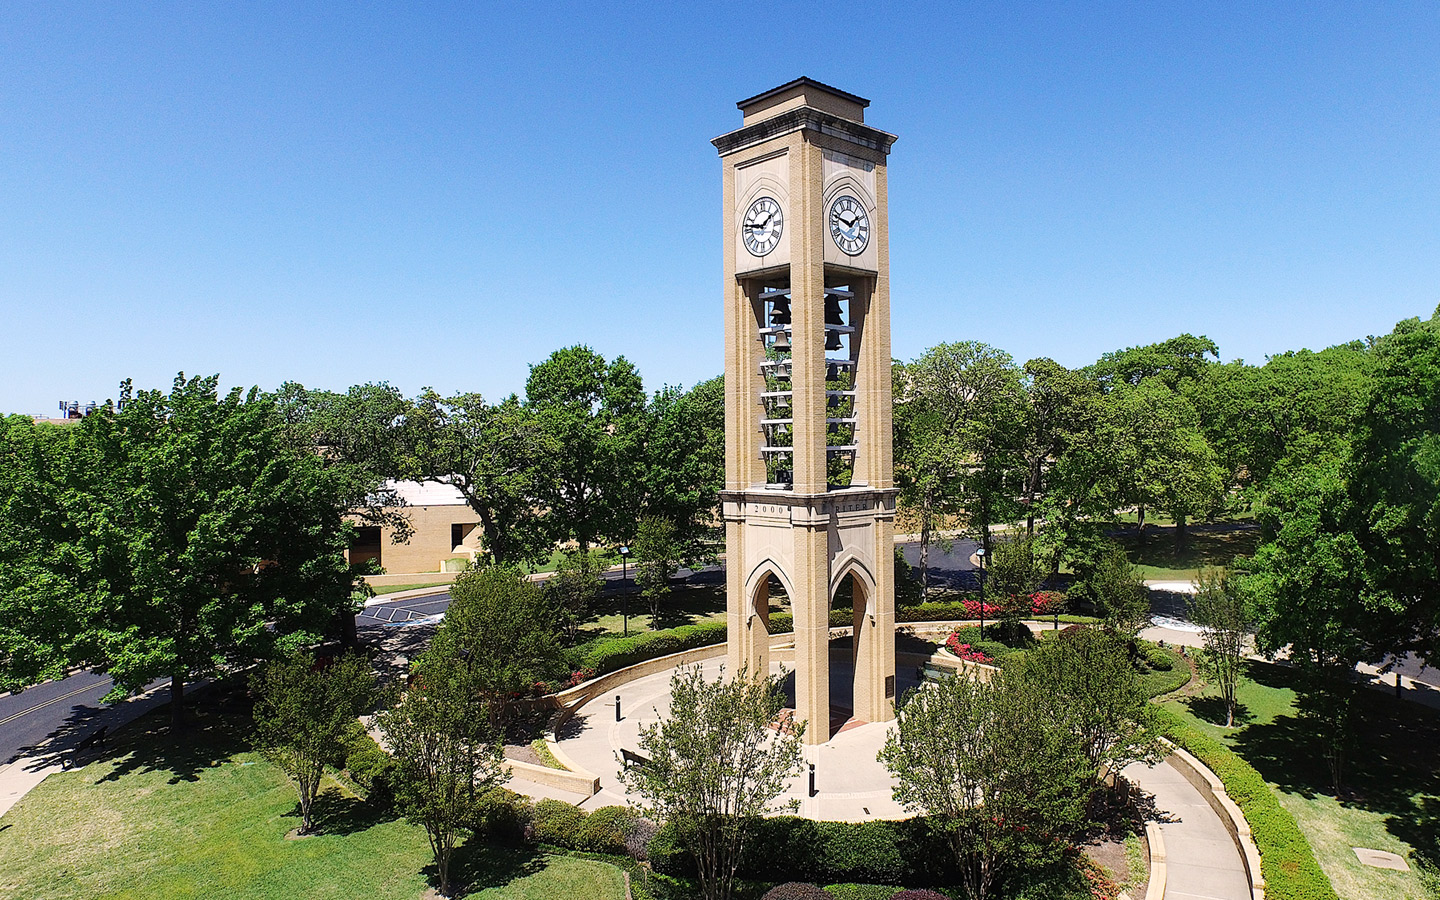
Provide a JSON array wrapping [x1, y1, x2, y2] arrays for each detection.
[[714, 79, 899, 743]]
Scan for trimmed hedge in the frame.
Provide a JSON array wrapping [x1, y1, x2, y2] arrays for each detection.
[[563, 607, 1099, 684], [650, 816, 958, 887], [1137, 645, 1191, 698], [824, 885, 901, 900], [1153, 705, 1339, 900], [762, 884, 833, 900]]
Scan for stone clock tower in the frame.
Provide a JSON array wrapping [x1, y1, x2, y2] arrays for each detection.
[[714, 79, 898, 743]]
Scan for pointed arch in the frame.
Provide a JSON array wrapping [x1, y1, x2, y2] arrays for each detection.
[[828, 553, 877, 613], [744, 559, 796, 623]]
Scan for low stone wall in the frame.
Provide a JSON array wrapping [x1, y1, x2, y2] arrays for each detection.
[[1144, 822, 1167, 900], [1161, 738, 1265, 900], [502, 757, 600, 797]]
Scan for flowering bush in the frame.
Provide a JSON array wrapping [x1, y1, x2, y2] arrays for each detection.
[[1079, 855, 1121, 900], [1029, 591, 1066, 615], [566, 668, 596, 688], [944, 631, 993, 664], [961, 598, 1001, 619]]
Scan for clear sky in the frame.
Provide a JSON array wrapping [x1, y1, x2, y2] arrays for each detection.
[[2, 3, 1437, 415]]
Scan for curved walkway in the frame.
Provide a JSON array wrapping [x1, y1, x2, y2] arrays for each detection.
[[552, 654, 1253, 899]]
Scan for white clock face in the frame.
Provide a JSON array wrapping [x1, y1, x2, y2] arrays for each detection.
[[828, 195, 870, 256], [742, 196, 783, 257]]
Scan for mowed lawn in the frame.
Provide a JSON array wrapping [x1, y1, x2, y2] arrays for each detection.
[[0, 707, 626, 900], [1163, 662, 1440, 900]]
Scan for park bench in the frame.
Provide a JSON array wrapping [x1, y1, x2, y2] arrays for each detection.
[[619, 747, 650, 770]]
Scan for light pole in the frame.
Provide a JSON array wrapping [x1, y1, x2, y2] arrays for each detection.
[[619, 545, 632, 637], [974, 547, 987, 640]]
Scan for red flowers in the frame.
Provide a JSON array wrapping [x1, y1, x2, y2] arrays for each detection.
[[944, 631, 993, 664], [961, 598, 1001, 619], [1029, 591, 1065, 615]]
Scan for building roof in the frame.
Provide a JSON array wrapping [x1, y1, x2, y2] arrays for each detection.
[[382, 479, 469, 506]]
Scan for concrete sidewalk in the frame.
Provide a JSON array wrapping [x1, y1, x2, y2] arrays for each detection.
[[1126, 759, 1252, 900], [547, 655, 1255, 900]]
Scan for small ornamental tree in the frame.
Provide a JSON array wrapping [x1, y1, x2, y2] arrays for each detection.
[[619, 664, 805, 900], [1190, 568, 1249, 727], [1089, 546, 1151, 639], [634, 514, 682, 621], [880, 671, 1090, 900], [380, 649, 508, 898], [546, 550, 604, 642], [1007, 627, 1162, 794], [984, 535, 1046, 639], [251, 651, 373, 834], [433, 565, 565, 730]]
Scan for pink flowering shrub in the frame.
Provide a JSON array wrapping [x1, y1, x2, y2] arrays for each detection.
[[961, 598, 1001, 619], [1029, 590, 1065, 615], [944, 631, 994, 664]]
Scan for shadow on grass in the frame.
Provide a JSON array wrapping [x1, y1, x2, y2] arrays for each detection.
[[1216, 667, 1440, 860], [93, 688, 252, 786], [443, 840, 546, 897], [282, 787, 400, 837], [1182, 696, 1253, 727]]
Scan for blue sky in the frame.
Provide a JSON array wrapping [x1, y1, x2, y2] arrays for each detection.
[[2, 3, 1436, 414]]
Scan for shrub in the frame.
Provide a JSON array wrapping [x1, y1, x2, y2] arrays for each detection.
[[531, 798, 588, 847], [646, 820, 688, 874], [344, 734, 398, 806], [1153, 706, 1339, 900], [474, 787, 532, 842], [890, 891, 951, 900], [626, 816, 659, 861], [566, 621, 729, 677], [762, 884, 832, 900], [824, 886, 900, 900], [575, 805, 637, 854], [1142, 643, 1175, 671]]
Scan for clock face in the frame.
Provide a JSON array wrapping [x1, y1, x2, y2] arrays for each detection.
[[828, 195, 870, 256], [742, 196, 783, 257]]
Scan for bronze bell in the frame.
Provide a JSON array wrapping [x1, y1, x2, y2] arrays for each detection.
[[772, 330, 792, 353], [826, 364, 839, 382], [770, 299, 791, 326], [825, 329, 843, 351], [824, 297, 844, 326]]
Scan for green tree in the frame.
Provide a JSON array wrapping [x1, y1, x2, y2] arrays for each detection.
[[619, 665, 805, 900], [404, 389, 550, 566], [643, 376, 725, 564], [893, 343, 1026, 595], [1006, 627, 1162, 791], [1190, 568, 1249, 727], [1244, 438, 1371, 793], [1089, 333, 1219, 391], [545, 550, 605, 643], [0, 416, 88, 690], [380, 648, 507, 898], [983, 535, 1045, 639], [0, 375, 357, 724], [634, 514, 682, 621], [1107, 379, 1226, 550], [879, 670, 1090, 900], [1087, 546, 1151, 639], [1346, 317, 1440, 662], [1017, 358, 1099, 538], [251, 651, 374, 834], [432, 565, 565, 731], [526, 345, 648, 554]]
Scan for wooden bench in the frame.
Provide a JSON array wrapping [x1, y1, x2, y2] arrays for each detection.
[[619, 748, 650, 770]]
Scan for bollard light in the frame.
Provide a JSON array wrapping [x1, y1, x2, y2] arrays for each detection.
[[615, 695, 622, 722], [808, 763, 816, 798]]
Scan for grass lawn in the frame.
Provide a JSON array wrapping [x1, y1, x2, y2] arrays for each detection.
[[371, 581, 453, 596], [0, 704, 626, 900], [578, 583, 728, 638], [1119, 521, 1261, 581], [1161, 662, 1440, 900]]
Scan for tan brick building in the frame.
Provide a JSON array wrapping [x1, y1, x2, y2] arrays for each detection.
[[347, 480, 482, 587]]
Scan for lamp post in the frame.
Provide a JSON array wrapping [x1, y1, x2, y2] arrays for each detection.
[[974, 547, 987, 640], [619, 545, 632, 637]]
